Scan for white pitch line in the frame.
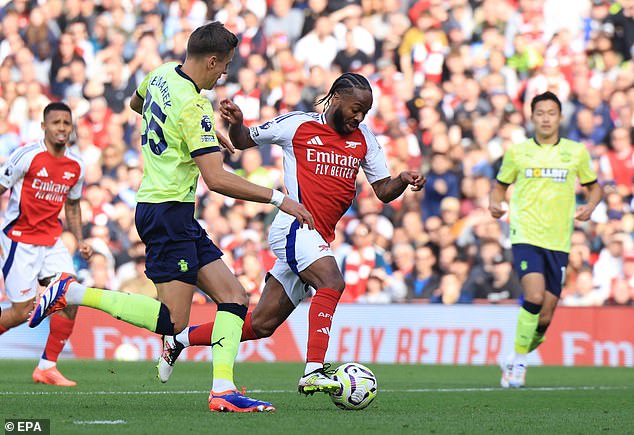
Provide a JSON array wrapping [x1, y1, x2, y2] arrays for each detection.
[[0, 386, 631, 395], [73, 420, 126, 425], [389, 386, 634, 392]]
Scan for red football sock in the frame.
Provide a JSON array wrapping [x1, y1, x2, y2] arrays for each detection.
[[42, 314, 75, 362], [306, 288, 341, 363], [188, 312, 257, 345], [241, 312, 257, 341], [187, 322, 213, 346]]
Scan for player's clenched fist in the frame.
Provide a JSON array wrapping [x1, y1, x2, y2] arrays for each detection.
[[78, 241, 93, 260], [489, 201, 506, 219], [219, 99, 243, 125], [399, 171, 426, 191]]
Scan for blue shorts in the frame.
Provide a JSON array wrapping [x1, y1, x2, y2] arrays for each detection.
[[511, 243, 569, 297], [135, 202, 222, 285]]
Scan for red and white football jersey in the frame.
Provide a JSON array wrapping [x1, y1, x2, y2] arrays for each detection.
[[0, 141, 84, 246], [249, 112, 390, 243]]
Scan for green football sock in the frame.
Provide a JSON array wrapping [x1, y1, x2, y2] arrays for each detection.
[[211, 308, 245, 391], [82, 287, 162, 332], [514, 307, 540, 354], [529, 331, 546, 352]]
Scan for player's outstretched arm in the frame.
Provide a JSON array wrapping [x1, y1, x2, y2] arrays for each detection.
[[218, 99, 258, 150], [194, 152, 315, 229], [370, 171, 426, 203], [489, 181, 509, 219]]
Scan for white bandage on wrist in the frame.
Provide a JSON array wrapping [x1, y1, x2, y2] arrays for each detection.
[[270, 190, 285, 207]]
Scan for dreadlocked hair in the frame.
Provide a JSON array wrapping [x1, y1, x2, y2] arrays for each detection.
[[315, 72, 372, 110]]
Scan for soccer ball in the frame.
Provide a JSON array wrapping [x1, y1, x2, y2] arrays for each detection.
[[329, 362, 378, 410], [114, 343, 141, 361]]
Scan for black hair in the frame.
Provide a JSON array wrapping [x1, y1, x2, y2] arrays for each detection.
[[315, 72, 372, 109], [43, 101, 72, 120], [530, 91, 562, 114], [186, 21, 238, 59]]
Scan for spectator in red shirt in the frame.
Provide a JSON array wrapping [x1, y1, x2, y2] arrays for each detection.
[[600, 126, 634, 195], [341, 223, 384, 303], [78, 97, 112, 149]]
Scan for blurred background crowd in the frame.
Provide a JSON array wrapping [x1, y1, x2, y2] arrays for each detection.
[[0, 0, 633, 307]]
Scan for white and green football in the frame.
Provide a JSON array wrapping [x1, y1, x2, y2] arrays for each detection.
[[329, 362, 378, 410]]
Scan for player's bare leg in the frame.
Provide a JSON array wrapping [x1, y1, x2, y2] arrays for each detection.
[[297, 257, 344, 395], [159, 274, 295, 383], [249, 275, 296, 338], [0, 299, 33, 330], [155, 280, 195, 334]]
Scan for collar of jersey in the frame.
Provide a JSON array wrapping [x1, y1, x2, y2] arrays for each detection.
[[532, 136, 561, 147], [175, 65, 200, 93]]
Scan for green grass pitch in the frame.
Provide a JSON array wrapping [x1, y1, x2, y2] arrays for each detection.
[[1, 360, 633, 434]]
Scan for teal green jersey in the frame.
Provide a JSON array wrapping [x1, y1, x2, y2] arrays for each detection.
[[135, 62, 220, 203], [496, 137, 597, 253]]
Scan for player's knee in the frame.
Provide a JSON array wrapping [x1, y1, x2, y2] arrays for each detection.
[[16, 304, 33, 323], [525, 293, 544, 306], [313, 277, 345, 292], [219, 290, 249, 306]]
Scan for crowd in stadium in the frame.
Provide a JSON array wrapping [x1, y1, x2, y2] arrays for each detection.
[[0, 0, 633, 307]]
